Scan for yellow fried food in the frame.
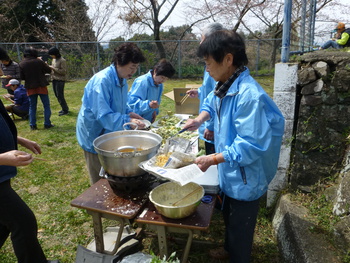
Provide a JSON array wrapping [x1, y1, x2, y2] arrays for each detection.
[[155, 152, 172, 167]]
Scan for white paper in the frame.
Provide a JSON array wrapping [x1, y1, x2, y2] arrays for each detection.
[[139, 160, 203, 186]]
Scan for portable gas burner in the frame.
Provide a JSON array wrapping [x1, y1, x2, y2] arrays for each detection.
[[100, 169, 159, 193]]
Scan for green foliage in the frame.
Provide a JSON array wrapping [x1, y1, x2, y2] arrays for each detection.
[[0, 0, 95, 42], [150, 251, 180, 263]]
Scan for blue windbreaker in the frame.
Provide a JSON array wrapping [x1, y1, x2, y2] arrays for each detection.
[[76, 64, 132, 153], [202, 68, 285, 201], [198, 70, 216, 143], [128, 71, 162, 122]]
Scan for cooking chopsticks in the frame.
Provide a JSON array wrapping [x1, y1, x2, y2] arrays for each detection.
[[14, 153, 48, 161], [34, 157, 49, 161], [180, 93, 189, 105], [172, 186, 202, 206]]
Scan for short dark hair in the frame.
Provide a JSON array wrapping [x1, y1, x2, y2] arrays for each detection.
[[197, 30, 248, 67], [153, 59, 175, 78], [0, 47, 9, 61], [112, 43, 146, 66], [48, 47, 61, 58], [23, 47, 38, 58]]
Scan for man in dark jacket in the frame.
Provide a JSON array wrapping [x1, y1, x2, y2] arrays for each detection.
[[0, 55, 21, 95], [19, 47, 54, 130]]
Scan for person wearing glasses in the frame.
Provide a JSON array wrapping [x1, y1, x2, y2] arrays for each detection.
[[183, 30, 285, 262], [76, 43, 147, 184]]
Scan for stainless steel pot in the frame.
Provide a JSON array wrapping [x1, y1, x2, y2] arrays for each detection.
[[93, 130, 162, 177]]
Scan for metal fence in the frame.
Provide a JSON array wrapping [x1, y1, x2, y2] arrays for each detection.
[[0, 39, 291, 80]]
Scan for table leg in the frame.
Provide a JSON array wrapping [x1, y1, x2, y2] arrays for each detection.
[[109, 219, 125, 255], [181, 229, 193, 263], [157, 225, 168, 258], [90, 212, 104, 253]]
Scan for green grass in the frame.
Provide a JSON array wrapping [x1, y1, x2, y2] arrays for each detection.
[[0, 76, 278, 263]]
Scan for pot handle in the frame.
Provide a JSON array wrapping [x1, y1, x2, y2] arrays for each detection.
[[114, 146, 136, 157], [123, 122, 138, 130]]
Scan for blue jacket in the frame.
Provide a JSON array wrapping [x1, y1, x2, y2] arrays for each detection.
[[14, 85, 29, 112], [76, 64, 132, 153], [128, 71, 162, 122], [202, 68, 285, 201], [198, 70, 216, 143]]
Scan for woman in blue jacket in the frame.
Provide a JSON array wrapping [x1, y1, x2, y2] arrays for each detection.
[[186, 22, 224, 154], [76, 43, 146, 184], [183, 30, 285, 262], [128, 59, 175, 123]]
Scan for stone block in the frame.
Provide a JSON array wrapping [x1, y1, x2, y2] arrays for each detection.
[[274, 92, 296, 120], [274, 63, 298, 92]]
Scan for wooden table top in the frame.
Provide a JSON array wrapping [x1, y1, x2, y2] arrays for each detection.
[[71, 178, 216, 229], [135, 195, 216, 231], [70, 178, 151, 219]]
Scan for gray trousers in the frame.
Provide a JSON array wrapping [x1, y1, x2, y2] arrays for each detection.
[[83, 150, 102, 185]]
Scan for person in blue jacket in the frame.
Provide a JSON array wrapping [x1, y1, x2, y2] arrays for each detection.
[[128, 59, 175, 123], [76, 43, 146, 184], [183, 30, 285, 262], [186, 22, 224, 154], [3, 79, 29, 119]]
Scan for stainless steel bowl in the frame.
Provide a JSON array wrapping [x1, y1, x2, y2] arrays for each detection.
[[149, 182, 204, 219], [93, 130, 162, 177]]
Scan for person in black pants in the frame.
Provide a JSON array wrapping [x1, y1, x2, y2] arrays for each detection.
[[48, 47, 69, 116], [0, 47, 59, 263]]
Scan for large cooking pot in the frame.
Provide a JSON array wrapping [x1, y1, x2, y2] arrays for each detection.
[[93, 130, 162, 177]]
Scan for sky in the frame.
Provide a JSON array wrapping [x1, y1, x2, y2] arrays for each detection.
[[85, 0, 349, 45]]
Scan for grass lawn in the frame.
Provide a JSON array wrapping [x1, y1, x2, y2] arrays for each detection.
[[0, 75, 280, 263]]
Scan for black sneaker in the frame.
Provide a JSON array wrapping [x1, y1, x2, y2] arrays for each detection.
[[58, 111, 69, 116], [22, 114, 29, 120], [30, 125, 37, 130], [44, 124, 55, 129]]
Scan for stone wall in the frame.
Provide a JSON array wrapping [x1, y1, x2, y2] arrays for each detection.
[[272, 51, 350, 262], [289, 51, 350, 190]]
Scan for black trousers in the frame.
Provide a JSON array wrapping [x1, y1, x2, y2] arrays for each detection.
[[0, 180, 47, 263], [223, 195, 260, 263], [5, 104, 28, 118], [52, 80, 68, 112], [205, 141, 215, 155]]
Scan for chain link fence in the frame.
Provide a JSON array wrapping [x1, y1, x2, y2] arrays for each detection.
[[0, 39, 289, 80]]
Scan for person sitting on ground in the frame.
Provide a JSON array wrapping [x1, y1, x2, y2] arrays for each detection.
[[128, 59, 175, 123], [3, 79, 29, 120], [0, 54, 21, 96], [319, 22, 350, 50]]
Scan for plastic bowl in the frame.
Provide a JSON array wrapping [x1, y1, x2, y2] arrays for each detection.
[[149, 182, 204, 219]]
